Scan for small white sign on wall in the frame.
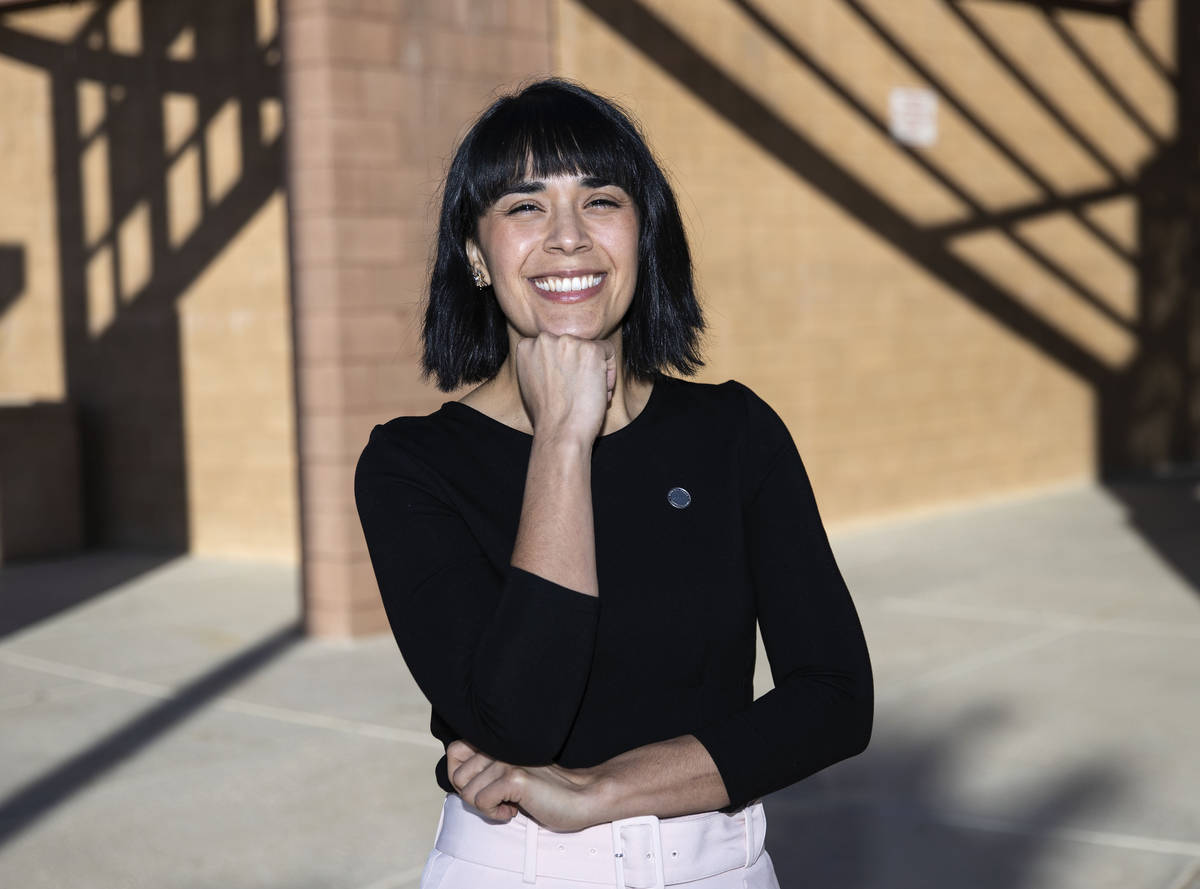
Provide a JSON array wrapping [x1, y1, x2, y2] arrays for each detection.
[[888, 87, 939, 147]]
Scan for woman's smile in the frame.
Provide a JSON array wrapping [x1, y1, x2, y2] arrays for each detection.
[[529, 271, 607, 302], [466, 173, 639, 343]]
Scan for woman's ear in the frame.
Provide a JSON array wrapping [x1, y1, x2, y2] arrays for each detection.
[[464, 240, 491, 287]]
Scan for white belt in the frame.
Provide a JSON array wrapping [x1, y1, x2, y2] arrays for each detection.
[[434, 793, 766, 888]]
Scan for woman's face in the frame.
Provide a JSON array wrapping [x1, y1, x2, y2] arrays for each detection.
[[466, 173, 640, 346]]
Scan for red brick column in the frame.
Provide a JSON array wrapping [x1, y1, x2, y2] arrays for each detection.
[[281, 1, 553, 635]]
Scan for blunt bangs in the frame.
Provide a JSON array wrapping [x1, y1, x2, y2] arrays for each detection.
[[461, 87, 643, 222], [424, 78, 705, 391]]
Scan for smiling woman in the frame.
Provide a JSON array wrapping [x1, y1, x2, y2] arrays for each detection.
[[466, 173, 640, 346], [354, 79, 873, 889], [422, 79, 703, 399]]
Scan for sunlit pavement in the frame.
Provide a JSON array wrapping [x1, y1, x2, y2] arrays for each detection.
[[1, 480, 1198, 889]]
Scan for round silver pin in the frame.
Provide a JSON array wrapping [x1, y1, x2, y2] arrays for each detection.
[[667, 487, 692, 509]]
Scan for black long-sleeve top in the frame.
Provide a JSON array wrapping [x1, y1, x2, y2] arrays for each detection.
[[354, 375, 872, 812]]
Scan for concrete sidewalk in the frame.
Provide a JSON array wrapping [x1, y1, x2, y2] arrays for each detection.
[[1, 481, 1198, 889]]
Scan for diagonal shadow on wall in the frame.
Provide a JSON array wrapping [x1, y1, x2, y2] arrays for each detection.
[[577, 0, 1200, 597], [572, 1, 1197, 884], [0, 1, 305, 852], [946, 0, 1200, 596], [0, 244, 25, 318], [0, 0, 284, 629]]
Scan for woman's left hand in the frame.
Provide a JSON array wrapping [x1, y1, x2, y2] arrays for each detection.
[[446, 740, 604, 832]]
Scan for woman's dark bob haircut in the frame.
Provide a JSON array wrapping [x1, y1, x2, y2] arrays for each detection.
[[422, 78, 704, 391]]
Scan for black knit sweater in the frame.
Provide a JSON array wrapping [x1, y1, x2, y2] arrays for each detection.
[[354, 375, 872, 812]]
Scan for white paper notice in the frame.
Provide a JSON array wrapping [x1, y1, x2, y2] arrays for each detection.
[[889, 87, 939, 147]]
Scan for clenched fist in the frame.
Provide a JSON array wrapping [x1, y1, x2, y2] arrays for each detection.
[[446, 739, 605, 831], [515, 333, 616, 445]]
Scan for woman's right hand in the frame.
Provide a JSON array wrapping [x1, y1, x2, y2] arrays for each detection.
[[515, 333, 616, 444]]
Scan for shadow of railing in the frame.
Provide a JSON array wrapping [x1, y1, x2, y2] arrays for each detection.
[[578, 0, 1199, 595], [0, 550, 176, 640], [1106, 474, 1200, 599], [0, 616, 302, 848], [0, 0, 283, 569], [572, 1, 1197, 879], [0, 0, 1194, 878], [764, 703, 1126, 888], [0, 244, 24, 318]]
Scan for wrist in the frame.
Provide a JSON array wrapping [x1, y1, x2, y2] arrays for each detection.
[[581, 760, 631, 824], [530, 429, 594, 462]]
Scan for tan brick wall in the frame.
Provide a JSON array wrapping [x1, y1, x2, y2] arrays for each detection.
[[6, 0, 1187, 633], [0, 8, 77, 402], [555, 0, 1180, 523], [178, 190, 298, 560], [0, 0, 298, 558], [282, 0, 554, 635]]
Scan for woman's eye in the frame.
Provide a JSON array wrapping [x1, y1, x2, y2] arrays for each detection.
[[587, 197, 619, 208], [506, 202, 539, 215]]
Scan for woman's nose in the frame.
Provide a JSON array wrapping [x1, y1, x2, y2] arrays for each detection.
[[544, 206, 591, 253]]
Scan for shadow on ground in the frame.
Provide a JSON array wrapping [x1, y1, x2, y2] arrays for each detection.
[[0, 551, 175, 640], [0, 614, 301, 848], [764, 703, 1126, 889], [1105, 476, 1200, 599]]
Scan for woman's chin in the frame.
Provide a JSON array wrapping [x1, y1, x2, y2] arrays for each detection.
[[532, 321, 610, 341], [507, 311, 621, 344]]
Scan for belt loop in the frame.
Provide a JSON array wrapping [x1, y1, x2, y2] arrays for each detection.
[[756, 801, 767, 856], [743, 804, 755, 867], [522, 817, 538, 883], [434, 794, 449, 845]]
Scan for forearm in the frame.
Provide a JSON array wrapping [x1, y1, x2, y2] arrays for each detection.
[[588, 734, 730, 821], [511, 434, 598, 597]]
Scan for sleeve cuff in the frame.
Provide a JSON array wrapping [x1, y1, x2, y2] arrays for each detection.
[[507, 565, 600, 616], [692, 711, 769, 813]]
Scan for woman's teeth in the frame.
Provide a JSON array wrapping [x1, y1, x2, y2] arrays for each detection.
[[532, 274, 603, 293]]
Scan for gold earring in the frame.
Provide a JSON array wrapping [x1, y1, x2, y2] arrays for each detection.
[[471, 268, 486, 288]]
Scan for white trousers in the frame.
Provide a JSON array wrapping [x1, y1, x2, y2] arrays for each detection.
[[419, 793, 781, 889]]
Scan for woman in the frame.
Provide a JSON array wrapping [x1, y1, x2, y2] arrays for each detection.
[[355, 79, 872, 888]]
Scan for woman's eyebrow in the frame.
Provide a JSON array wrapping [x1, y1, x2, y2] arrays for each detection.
[[501, 176, 617, 196], [504, 180, 545, 195]]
